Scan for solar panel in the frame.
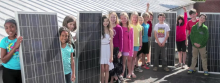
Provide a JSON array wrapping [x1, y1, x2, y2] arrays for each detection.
[[75, 11, 102, 83], [150, 12, 176, 66], [198, 13, 220, 73], [16, 12, 65, 83], [109, 11, 141, 19]]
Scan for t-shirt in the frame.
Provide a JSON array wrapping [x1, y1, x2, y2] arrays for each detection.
[[0, 37, 20, 70], [61, 43, 74, 75], [130, 24, 142, 46], [186, 19, 199, 35], [142, 23, 149, 42], [154, 23, 170, 43], [147, 21, 152, 37]]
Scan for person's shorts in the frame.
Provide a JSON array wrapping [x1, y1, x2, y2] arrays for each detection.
[[133, 46, 139, 51], [176, 40, 186, 52], [122, 52, 129, 56], [139, 42, 149, 54]]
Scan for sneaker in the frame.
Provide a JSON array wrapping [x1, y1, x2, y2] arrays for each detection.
[[146, 62, 151, 66], [188, 69, 193, 74], [204, 71, 209, 76], [164, 67, 170, 72], [141, 64, 150, 69], [153, 67, 158, 71], [175, 63, 182, 68], [135, 67, 143, 72]]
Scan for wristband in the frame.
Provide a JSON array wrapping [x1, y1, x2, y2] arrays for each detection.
[[139, 46, 142, 48]]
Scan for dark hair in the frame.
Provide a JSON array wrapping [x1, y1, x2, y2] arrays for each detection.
[[63, 16, 77, 31], [199, 14, 207, 20], [189, 9, 197, 15], [177, 15, 184, 26], [102, 15, 110, 38], [59, 27, 71, 45], [158, 13, 166, 18]]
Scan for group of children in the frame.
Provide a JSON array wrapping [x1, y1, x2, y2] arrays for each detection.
[[0, 3, 210, 83]]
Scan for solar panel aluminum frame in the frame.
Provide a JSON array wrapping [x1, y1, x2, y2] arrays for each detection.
[[150, 12, 177, 67], [75, 11, 102, 83], [15, 11, 65, 83], [197, 12, 220, 74]]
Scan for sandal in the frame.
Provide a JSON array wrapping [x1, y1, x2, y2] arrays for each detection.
[[126, 74, 131, 79], [131, 73, 136, 78]]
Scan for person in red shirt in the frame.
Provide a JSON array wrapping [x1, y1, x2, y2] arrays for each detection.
[[175, 7, 188, 68], [145, 3, 153, 66], [186, 9, 199, 69]]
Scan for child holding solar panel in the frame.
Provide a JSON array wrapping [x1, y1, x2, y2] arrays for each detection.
[[138, 13, 150, 70], [119, 12, 134, 79], [175, 7, 188, 68], [108, 12, 123, 82], [100, 15, 114, 83], [186, 9, 199, 69], [0, 19, 23, 83], [58, 27, 75, 83], [130, 11, 143, 78], [153, 13, 170, 72], [63, 15, 77, 57], [146, 3, 153, 66], [188, 14, 209, 76]]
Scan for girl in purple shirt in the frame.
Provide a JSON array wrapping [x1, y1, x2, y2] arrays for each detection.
[[120, 12, 134, 79], [109, 12, 123, 82]]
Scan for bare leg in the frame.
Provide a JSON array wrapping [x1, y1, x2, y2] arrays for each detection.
[[141, 53, 146, 65], [104, 64, 109, 83], [121, 56, 127, 76], [101, 65, 105, 83], [110, 76, 114, 83], [182, 52, 186, 64], [131, 51, 137, 78], [127, 56, 132, 77], [147, 54, 150, 63], [178, 51, 183, 63]]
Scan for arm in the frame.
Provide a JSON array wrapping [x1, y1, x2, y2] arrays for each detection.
[[148, 22, 152, 37], [162, 26, 170, 45], [131, 29, 134, 56], [198, 27, 209, 47], [1, 37, 22, 63], [139, 28, 143, 50], [1, 48, 17, 63], [184, 10, 188, 26], [146, 3, 149, 12], [190, 26, 196, 46], [162, 31, 169, 47], [118, 27, 123, 52], [186, 21, 190, 45], [110, 35, 114, 62], [154, 31, 161, 46], [71, 53, 75, 81]]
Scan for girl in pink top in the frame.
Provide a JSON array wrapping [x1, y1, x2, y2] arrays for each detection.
[[175, 7, 188, 68], [120, 12, 134, 79]]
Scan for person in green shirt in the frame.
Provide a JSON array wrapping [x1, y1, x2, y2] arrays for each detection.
[[188, 14, 209, 75]]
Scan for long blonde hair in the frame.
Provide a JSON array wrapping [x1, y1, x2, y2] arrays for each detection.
[[109, 12, 119, 26], [130, 11, 139, 25], [119, 12, 131, 31]]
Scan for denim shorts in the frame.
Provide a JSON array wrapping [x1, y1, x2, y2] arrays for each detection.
[[133, 46, 139, 51]]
